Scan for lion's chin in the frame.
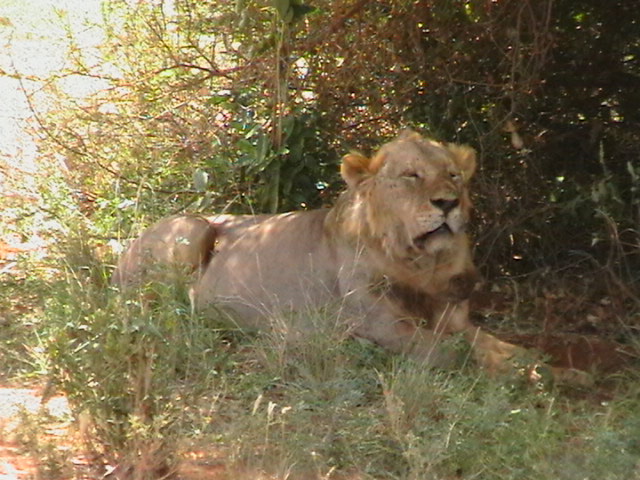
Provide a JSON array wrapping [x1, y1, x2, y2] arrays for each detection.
[[412, 224, 452, 250]]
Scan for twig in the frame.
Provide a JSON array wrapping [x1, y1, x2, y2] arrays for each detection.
[[153, 63, 243, 79], [302, 0, 372, 50], [9, 50, 194, 197]]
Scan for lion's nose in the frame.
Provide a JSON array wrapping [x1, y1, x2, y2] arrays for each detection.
[[431, 197, 459, 214]]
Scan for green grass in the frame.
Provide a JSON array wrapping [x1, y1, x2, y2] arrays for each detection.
[[2, 242, 640, 479], [0, 269, 51, 381], [204, 347, 640, 480]]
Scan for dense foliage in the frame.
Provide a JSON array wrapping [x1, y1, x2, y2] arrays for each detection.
[[32, 0, 639, 286]]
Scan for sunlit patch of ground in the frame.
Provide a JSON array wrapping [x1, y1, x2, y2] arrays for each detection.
[[0, 385, 312, 480], [0, 2, 103, 477], [0, 387, 69, 428], [0, 386, 71, 480], [0, 0, 107, 265]]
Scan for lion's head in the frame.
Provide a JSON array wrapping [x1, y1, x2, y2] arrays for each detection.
[[339, 130, 477, 260]]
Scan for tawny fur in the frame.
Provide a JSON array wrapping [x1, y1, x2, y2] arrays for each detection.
[[112, 131, 590, 383]]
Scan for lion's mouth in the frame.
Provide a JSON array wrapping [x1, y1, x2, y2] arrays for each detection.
[[413, 223, 452, 249]]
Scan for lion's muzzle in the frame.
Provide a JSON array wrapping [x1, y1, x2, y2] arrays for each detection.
[[412, 223, 453, 249], [431, 197, 459, 215]]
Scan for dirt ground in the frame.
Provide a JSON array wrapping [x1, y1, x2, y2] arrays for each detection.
[[0, 386, 74, 479], [0, 386, 261, 479]]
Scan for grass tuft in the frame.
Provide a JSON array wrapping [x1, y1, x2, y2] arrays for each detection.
[[2, 227, 637, 479]]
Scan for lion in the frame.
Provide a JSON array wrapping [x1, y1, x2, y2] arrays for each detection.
[[112, 130, 589, 383]]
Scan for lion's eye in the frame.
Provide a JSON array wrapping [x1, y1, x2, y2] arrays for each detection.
[[450, 172, 462, 182], [401, 171, 420, 179]]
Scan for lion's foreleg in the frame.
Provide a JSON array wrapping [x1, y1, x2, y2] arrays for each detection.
[[434, 303, 592, 384], [430, 301, 528, 374], [465, 328, 593, 385], [462, 327, 529, 374], [350, 301, 457, 368]]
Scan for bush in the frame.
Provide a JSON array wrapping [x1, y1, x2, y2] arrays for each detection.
[[41, 249, 230, 476]]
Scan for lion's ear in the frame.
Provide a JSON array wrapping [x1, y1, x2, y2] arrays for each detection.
[[448, 144, 477, 181], [396, 128, 422, 142], [341, 152, 373, 188]]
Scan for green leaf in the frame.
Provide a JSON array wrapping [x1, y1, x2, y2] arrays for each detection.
[[273, 0, 291, 19], [256, 133, 272, 164], [236, 139, 256, 155], [193, 169, 210, 192], [273, 0, 314, 23], [291, 3, 315, 21], [282, 115, 296, 138]]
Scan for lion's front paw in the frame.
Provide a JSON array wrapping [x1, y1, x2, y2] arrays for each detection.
[[543, 366, 594, 387], [474, 343, 531, 375], [473, 340, 594, 388], [467, 330, 530, 374]]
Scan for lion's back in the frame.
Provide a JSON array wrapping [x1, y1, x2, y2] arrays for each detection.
[[193, 209, 340, 325]]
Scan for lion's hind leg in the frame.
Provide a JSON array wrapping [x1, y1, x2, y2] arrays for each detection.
[[111, 215, 217, 289]]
